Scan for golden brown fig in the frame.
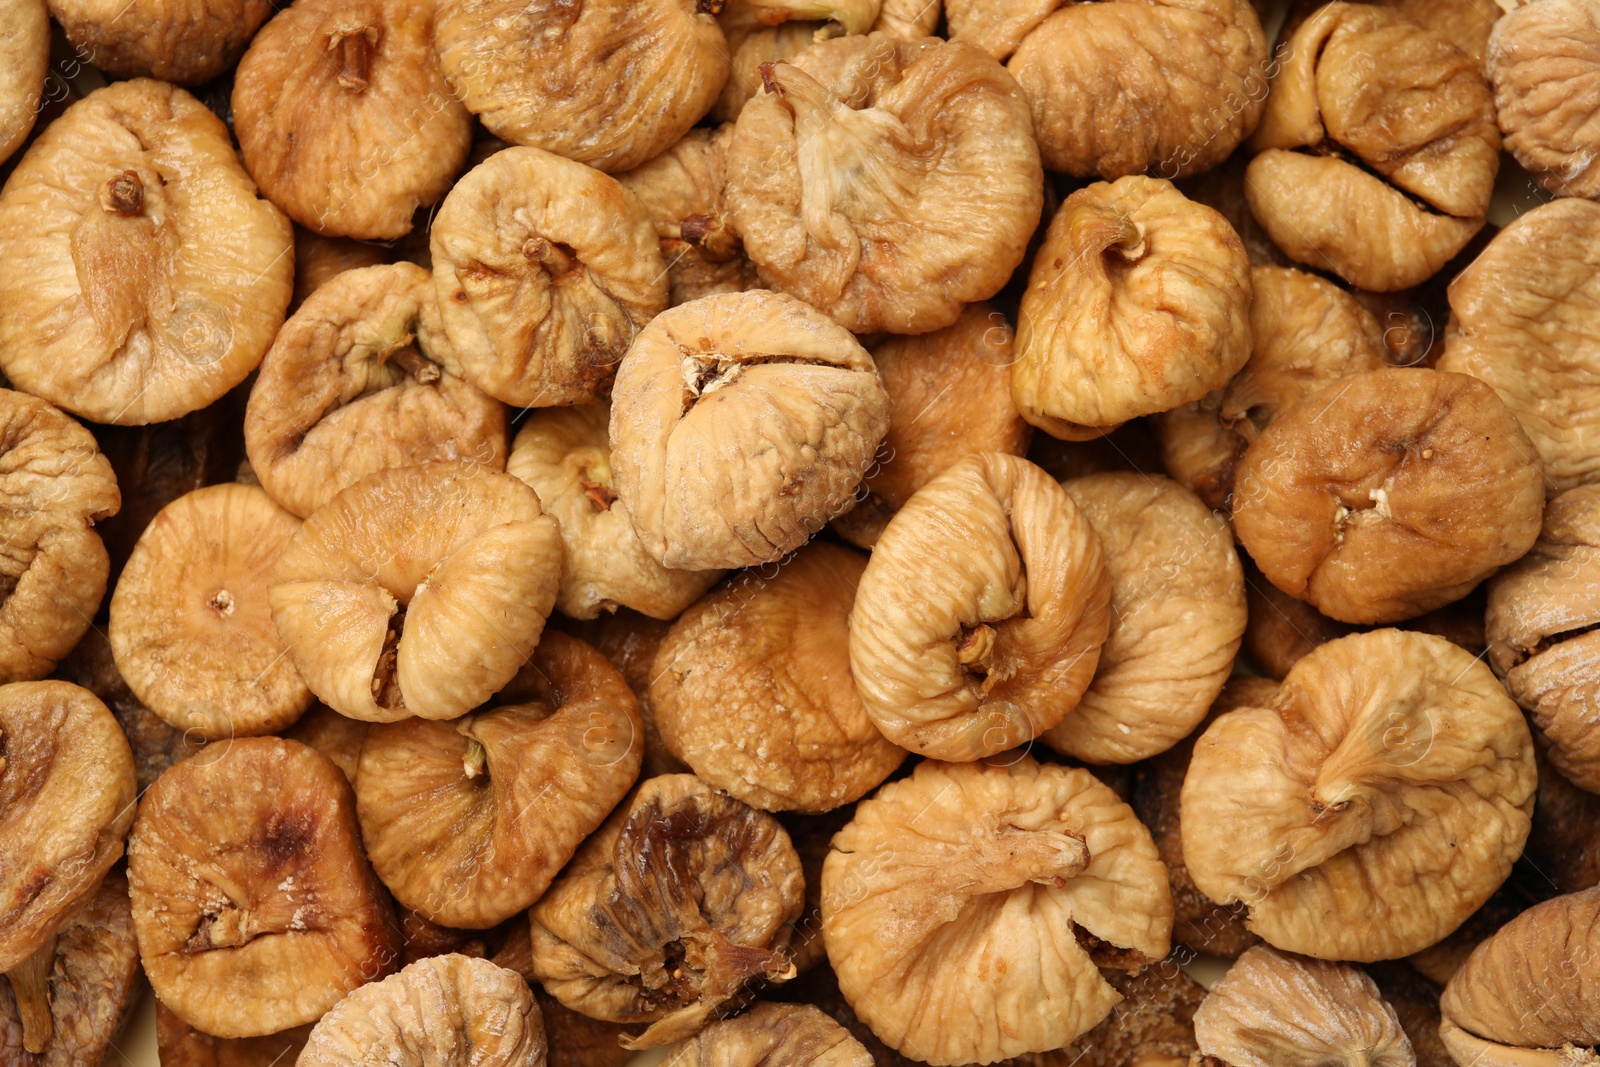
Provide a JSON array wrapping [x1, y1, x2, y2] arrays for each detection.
[[155, 1004, 312, 1067], [713, 24, 820, 125], [848, 452, 1111, 761], [1377, 0, 1499, 64], [822, 757, 1173, 1064], [609, 290, 890, 570], [128, 737, 400, 1038], [269, 462, 562, 722], [46, 0, 272, 83], [1012, 177, 1253, 441], [718, 0, 878, 40], [528, 774, 805, 1049], [232, 0, 472, 240], [291, 228, 390, 309], [664, 1003, 873, 1066], [873, 0, 939, 36], [0, 0, 47, 165], [1181, 630, 1536, 961], [430, 147, 668, 408], [724, 33, 1043, 334], [356, 631, 642, 928], [1487, 0, 1600, 200], [109, 484, 310, 739], [284, 703, 368, 787], [553, 609, 687, 779], [52, 629, 195, 793], [651, 541, 905, 811], [434, 0, 729, 173], [246, 262, 507, 518], [0, 80, 294, 424]]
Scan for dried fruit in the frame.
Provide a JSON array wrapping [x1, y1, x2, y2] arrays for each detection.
[[724, 33, 1043, 333], [154, 1004, 311, 1067], [1181, 629, 1537, 961], [712, 23, 817, 125], [0, 0, 47, 164], [1487, 0, 1600, 200], [873, 0, 940, 37], [609, 290, 890, 570], [1379, 0, 1499, 64], [291, 228, 390, 309], [128, 736, 400, 1037], [663, 1003, 873, 1066], [553, 609, 688, 779], [269, 462, 561, 722], [1012, 176, 1252, 441], [52, 630, 195, 793], [848, 452, 1111, 761], [46, 0, 273, 83], [1366, 961, 1453, 1067]]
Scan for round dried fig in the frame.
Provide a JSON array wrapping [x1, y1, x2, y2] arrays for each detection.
[[128, 736, 400, 1038], [528, 774, 805, 1049], [0, 79, 294, 424], [848, 452, 1111, 761], [1436, 198, 1600, 492], [608, 290, 889, 570], [1245, 3, 1498, 291], [1181, 629, 1537, 961], [299, 954, 547, 1067], [664, 1003, 873, 1066], [46, 0, 272, 83], [1193, 945, 1416, 1067], [291, 228, 390, 309], [0, 0, 47, 164], [553, 608, 688, 779], [284, 703, 368, 787], [246, 262, 507, 519], [1012, 176, 1252, 441], [155, 1004, 311, 1067], [233, 0, 472, 240], [507, 403, 720, 620], [651, 541, 905, 811], [53, 629, 195, 793], [269, 462, 562, 722], [1487, 0, 1600, 200], [430, 147, 667, 408], [724, 33, 1043, 334], [821, 756, 1173, 1064], [434, 0, 729, 173]]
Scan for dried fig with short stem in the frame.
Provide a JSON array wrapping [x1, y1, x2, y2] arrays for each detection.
[[269, 462, 562, 722], [46, 0, 272, 83], [848, 452, 1112, 761], [52, 629, 194, 793], [664, 1003, 873, 1066], [0, 0, 47, 164], [553, 608, 688, 779], [1487, 0, 1600, 200], [155, 1004, 311, 1067]]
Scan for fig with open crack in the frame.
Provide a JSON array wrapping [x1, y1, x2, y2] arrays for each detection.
[[232, 0, 472, 240], [268, 462, 562, 722], [724, 33, 1043, 334], [0, 79, 294, 425], [46, 0, 272, 84], [1011, 176, 1253, 441], [0, 0, 47, 165], [848, 452, 1111, 761], [608, 290, 890, 571], [663, 1003, 873, 1067], [0, 389, 120, 684], [1487, 0, 1600, 201], [1232, 367, 1544, 625], [245, 262, 507, 519], [430, 146, 667, 408], [433, 0, 729, 174], [527, 774, 805, 1049], [127, 737, 399, 1037], [1245, 3, 1499, 292], [1181, 629, 1536, 961], [822, 756, 1173, 1065]]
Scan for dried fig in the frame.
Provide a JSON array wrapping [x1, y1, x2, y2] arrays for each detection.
[[155, 1004, 311, 1067], [848, 452, 1111, 761], [1366, 961, 1453, 1067], [528, 774, 805, 1049], [292, 228, 390, 309], [268, 462, 562, 722], [664, 1003, 873, 1066], [821, 756, 1173, 1064], [651, 541, 905, 811], [724, 33, 1044, 334], [1232, 368, 1544, 625], [430, 147, 667, 408], [712, 23, 818, 125], [608, 290, 890, 570], [0, 0, 47, 164], [232, 0, 472, 240], [1181, 629, 1537, 961], [52, 629, 194, 793], [284, 703, 368, 787], [128, 736, 400, 1037], [873, 0, 939, 36], [1012, 176, 1253, 441], [1379, 0, 1499, 64], [553, 608, 688, 779], [1487, 0, 1600, 200], [46, 0, 272, 83]]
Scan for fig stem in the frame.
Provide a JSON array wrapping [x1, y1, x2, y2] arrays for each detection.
[[390, 345, 441, 384], [7, 934, 57, 1055], [102, 171, 144, 217], [522, 237, 578, 277], [957, 623, 997, 670], [1074, 207, 1147, 264], [462, 738, 488, 779], [331, 30, 373, 92]]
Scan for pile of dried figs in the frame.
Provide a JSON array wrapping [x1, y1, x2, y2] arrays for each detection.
[[0, 0, 1597, 1063]]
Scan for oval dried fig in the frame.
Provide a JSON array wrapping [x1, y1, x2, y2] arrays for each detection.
[[0, 0, 47, 164], [1487, 0, 1600, 201], [46, 0, 273, 83]]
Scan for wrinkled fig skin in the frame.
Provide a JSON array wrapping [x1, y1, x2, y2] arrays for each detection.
[[155, 1003, 312, 1067], [1488, 0, 1600, 200], [357, 631, 644, 929], [1013, 177, 1253, 441], [1232, 368, 1545, 625], [127, 737, 400, 1038], [1437, 199, 1600, 493], [1193, 945, 1417, 1067], [434, 0, 729, 173], [246, 262, 507, 519], [528, 774, 805, 1049], [0, 682, 136, 975], [491, 925, 643, 1062], [1403, 865, 1553, 990], [268, 462, 562, 722], [822, 757, 1174, 1065], [46, 0, 272, 83], [0, 390, 120, 684], [717, 0, 879, 41], [1182, 630, 1537, 962], [0, 0, 47, 165], [713, 23, 821, 126], [0, 79, 295, 425], [1245, 4, 1499, 292], [664, 1003, 874, 1067], [725, 34, 1044, 334], [430, 147, 668, 408], [232, 0, 472, 240], [553, 608, 688, 779], [651, 542, 906, 812], [283, 703, 368, 787], [609, 290, 890, 571], [848, 452, 1112, 761], [298, 954, 547, 1067], [291, 228, 391, 309], [873, 0, 939, 36]]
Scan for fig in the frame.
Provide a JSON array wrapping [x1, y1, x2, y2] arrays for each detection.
[[1487, 0, 1600, 200], [155, 1004, 311, 1067], [46, 0, 273, 83], [663, 1003, 873, 1066], [52, 629, 195, 793], [0, 0, 47, 164], [553, 608, 688, 779]]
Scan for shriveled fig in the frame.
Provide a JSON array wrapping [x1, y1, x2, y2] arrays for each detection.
[[0, 0, 47, 164], [1487, 0, 1600, 200], [46, 0, 273, 83], [553, 608, 687, 779], [283, 703, 369, 787], [663, 1003, 873, 1067], [52, 629, 194, 793]]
